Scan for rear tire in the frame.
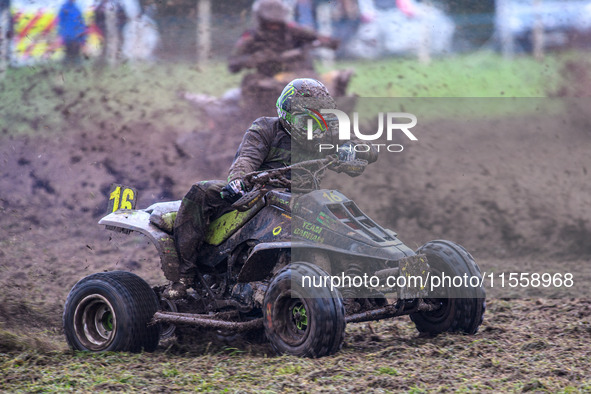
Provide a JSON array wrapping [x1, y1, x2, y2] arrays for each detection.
[[263, 262, 346, 357], [63, 271, 161, 352], [410, 240, 485, 335]]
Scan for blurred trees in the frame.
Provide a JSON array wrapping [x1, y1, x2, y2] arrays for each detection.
[[139, 0, 254, 61]]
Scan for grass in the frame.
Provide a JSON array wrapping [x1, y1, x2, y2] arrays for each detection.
[[330, 50, 573, 98], [0, 61, 242, 135], [1, 299, 590, 392], [327, 51, 578, 121], [0, 301, 590, 393], [0, 51, 583, 136]]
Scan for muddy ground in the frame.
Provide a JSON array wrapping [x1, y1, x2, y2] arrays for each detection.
[[0, 68, 590, 391]]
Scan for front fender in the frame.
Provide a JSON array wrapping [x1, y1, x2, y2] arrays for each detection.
[[237, 241, 292, 283], [237, 241, 412, 282], [99, 210, 181, 281]]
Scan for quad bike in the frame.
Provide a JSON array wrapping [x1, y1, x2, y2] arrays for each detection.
[[63, 158, 485, 357]]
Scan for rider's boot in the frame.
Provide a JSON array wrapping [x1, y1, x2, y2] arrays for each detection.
[[163, 277, 194, 300]]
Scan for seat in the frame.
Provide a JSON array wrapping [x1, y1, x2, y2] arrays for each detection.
[[147, 201, 182, 234]]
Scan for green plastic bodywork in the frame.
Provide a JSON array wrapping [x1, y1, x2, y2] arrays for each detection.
[[205, 198, 266, 246], [205, 210, 254, 246]]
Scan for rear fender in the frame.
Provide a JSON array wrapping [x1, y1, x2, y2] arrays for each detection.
[[98, 210, 181, 281]]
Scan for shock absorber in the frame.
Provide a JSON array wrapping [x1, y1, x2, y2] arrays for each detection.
[[340, 262, 364, 314]]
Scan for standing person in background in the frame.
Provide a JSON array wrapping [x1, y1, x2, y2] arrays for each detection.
[[295, 0, 316, 30], [331, 0, 360, 58], [94, 0, 127, 64], [58, 0, 87, 66], [121, 4, 159, 62], [0, 0, 11, 77]]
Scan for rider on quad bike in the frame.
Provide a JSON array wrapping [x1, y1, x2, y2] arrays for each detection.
[[183, 0, 353, 119], [166, 78, 378, 299], [229, 0, 354, 116]]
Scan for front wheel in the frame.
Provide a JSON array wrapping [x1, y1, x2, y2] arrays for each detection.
[[63, 271, 161, 352], [410, 240, 486, 335], [263, 262, 346, 358]]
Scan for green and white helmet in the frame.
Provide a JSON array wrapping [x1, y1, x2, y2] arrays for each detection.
[[276, 78, 337, 148]]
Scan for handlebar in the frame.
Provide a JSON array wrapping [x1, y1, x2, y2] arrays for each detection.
[[230, 156, 368, 211], [241, 157, 337, 189], [230, 157, 336, 211]]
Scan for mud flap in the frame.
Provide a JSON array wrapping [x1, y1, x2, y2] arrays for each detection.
[[398, 254, 430, 300]]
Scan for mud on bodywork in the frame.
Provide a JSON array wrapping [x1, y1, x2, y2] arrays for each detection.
[[292, 189, 415, 261], [99, 202, 182, 282]]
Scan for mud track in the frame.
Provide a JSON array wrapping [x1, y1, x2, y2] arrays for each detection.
[[0, 70, 590, 391]]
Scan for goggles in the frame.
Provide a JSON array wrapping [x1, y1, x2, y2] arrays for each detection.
[[291, 110, 338, 140]]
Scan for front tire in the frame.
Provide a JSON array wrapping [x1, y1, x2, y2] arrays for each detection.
[[410, 240, 485, 335], [263, 262, 346, 358], [63, 271, 161, 352]]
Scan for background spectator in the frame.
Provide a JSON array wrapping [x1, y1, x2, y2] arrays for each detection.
[[121, 5, 159, 62], [58, 0, 87, 66], [295, 0, 316, 29], [0, 0, 10, 77], [331, 0, 361, 57], [94, 0, 127, 63]]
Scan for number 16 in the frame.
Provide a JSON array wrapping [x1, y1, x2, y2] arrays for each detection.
[[108, 184, 137, 213]]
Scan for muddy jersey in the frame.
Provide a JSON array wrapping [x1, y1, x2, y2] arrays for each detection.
[[228, 117, 378, 182]]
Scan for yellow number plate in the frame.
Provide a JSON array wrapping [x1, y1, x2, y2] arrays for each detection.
[[107, 183, 138, 213]]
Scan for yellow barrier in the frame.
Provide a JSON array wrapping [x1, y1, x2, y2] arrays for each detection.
[[12, 8, 101, 64]]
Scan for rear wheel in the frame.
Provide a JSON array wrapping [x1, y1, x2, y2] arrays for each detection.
[[263, 262, 346, 357], [63, 271, 161, 352], [410, 240, 485, 335]]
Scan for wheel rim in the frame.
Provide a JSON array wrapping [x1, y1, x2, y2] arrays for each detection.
[[274, 290, 310, 347], [420, 264, 453, 323], [73, 294, 117, 351], [420, 298, 452, 324], [159, 297, 177, 340]]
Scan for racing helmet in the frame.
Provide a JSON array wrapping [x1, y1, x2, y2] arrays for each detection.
[[252, 0, 289, 26], [276, 78, 337, 148]]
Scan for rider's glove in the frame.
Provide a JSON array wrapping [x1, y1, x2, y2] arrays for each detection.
[[221, 179, 246, 203], [337, 141, 356, 162], [342, 161, 367, 177]]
